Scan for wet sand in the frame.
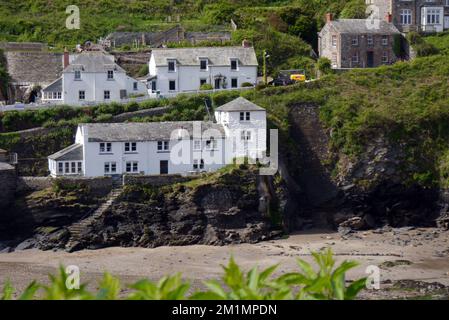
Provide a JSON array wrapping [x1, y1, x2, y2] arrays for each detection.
[[1, 228, 449, 299]]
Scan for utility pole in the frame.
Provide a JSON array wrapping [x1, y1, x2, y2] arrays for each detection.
[[263, 50, 270, 85], [263, 50, 267, 85]]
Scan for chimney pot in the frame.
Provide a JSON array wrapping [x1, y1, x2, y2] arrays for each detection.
[[242, 39, 251, 48], [326, 13, 333, 23], [386, 13, 392, 23]]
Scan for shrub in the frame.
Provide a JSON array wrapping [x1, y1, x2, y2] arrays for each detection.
[[317, 57, 332, 75], [199, 83, 213, 91], [0, 249, 366, 300], [241, 82, 254, 88]]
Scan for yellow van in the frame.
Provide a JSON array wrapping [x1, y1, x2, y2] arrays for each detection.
[[290, 74, 306, 82]]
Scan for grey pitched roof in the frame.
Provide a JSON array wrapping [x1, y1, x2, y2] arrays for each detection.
[[326, 19, 400, 34], [64, 52, 126, 73], [48, 144, 83, 161], [215, 97, 265, 112], [42, 77, 62, 92], [82, 121, 225, 142], [151, 47, 258, 66]]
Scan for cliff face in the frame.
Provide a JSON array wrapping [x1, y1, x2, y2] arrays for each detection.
[[1, 167, 284, 252], [287, 103, 445, 231], [70, 167, 282, 250]]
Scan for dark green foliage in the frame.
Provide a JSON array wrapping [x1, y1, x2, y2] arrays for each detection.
[[1, 250, 366, 300], [317, 57, 332, 75], [407, 32, 439, 57]]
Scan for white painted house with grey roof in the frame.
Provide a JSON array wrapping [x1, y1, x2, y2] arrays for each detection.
[[42, 52, 148, 106], [147, 43, 258, 96], [48, 97, 267, 177]]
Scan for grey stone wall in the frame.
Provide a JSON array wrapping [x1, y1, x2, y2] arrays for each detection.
[[16, 176, 113, 197], [0, 163, 16, 209], [5, 51, 62, 86], [16, 176, 53, 193], [112, 105, 174, 122], [123, 174, 192, 187]]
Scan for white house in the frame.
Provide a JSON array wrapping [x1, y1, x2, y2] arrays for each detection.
[[147, 42, 258, 96], [41, 52, 148, 106], [48, 97, 267, 177]]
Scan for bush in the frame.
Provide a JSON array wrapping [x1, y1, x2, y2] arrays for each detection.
[[316, 57, 332, 75], [1, 249, 366, 300], [199, 83, 213, 91], [241, 82, 254, 88]]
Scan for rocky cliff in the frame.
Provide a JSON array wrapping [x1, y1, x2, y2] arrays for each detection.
[[287, 103, 446, 233], [0, 166, 285, 252]]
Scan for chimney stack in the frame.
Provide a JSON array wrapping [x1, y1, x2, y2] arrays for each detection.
[[326, 13, 333, 23], [63, 47, 70, 68], [242, 39, 251, 48], [386, 13, 392, 23]]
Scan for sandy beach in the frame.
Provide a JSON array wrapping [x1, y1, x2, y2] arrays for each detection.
[[1, 228, 449, 299]]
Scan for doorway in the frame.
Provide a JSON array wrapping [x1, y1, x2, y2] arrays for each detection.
[[214, 78, 221, 89], [367, 51, 374, 68], [160, 160, 168, 175]]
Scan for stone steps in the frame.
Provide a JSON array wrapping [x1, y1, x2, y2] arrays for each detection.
[[65, 187, 123, 251]]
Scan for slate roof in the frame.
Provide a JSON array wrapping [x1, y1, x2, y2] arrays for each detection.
[[42, 77, 62, 92], [151, 47, 258, 66], [64, 52, 126, 73], [215, 97, 265, 112], [81, 121, 226, 142], [48, 144, 83, 161], [325, 19, 401, 34]]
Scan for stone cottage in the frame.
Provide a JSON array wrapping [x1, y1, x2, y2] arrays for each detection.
[[318, 13, 401, 69]]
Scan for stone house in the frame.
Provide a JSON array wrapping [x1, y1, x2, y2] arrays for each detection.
[[318, 13, 401, 69], [48, 97, 267, 177], [368, 0, 449, 33]]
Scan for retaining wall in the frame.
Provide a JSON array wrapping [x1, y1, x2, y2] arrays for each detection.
[[123, 174, 192, 187]]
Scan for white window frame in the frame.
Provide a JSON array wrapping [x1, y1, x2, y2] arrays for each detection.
[[100, 142, 112, 153], [79, 90, 85, 100], [107, 70, 114, 80], [230, 58, 239, 71], [167, 59, 177, 72], [157, 141, 170, 152], [125, 142, 137, 153]]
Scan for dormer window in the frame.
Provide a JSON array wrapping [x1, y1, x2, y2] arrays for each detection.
[[200, 58, 208, 71], [107, 70, 114, 80], [168, 59, 176, 72], [230, 58, 239, 71], [74, 70, 81, 80]]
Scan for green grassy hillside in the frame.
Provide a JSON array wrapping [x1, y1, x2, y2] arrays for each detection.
[[0, 0, 364, 74]]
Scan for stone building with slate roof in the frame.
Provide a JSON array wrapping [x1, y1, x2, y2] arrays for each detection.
[[318, 13, 401, 69], [48, 97, 267, 177], [148, 42, 258, 95]]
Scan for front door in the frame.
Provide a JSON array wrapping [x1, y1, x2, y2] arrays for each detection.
[[160, 160, 168, 175], [367, 51, 374, 68], [214, 78, 221, 89]]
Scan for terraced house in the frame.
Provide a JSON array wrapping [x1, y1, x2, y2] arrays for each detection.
[[48, 97, 267, 177], [318, 13, 401, 68]]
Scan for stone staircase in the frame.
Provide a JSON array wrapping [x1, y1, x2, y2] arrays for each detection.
[[65, 185, 123, 251]]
